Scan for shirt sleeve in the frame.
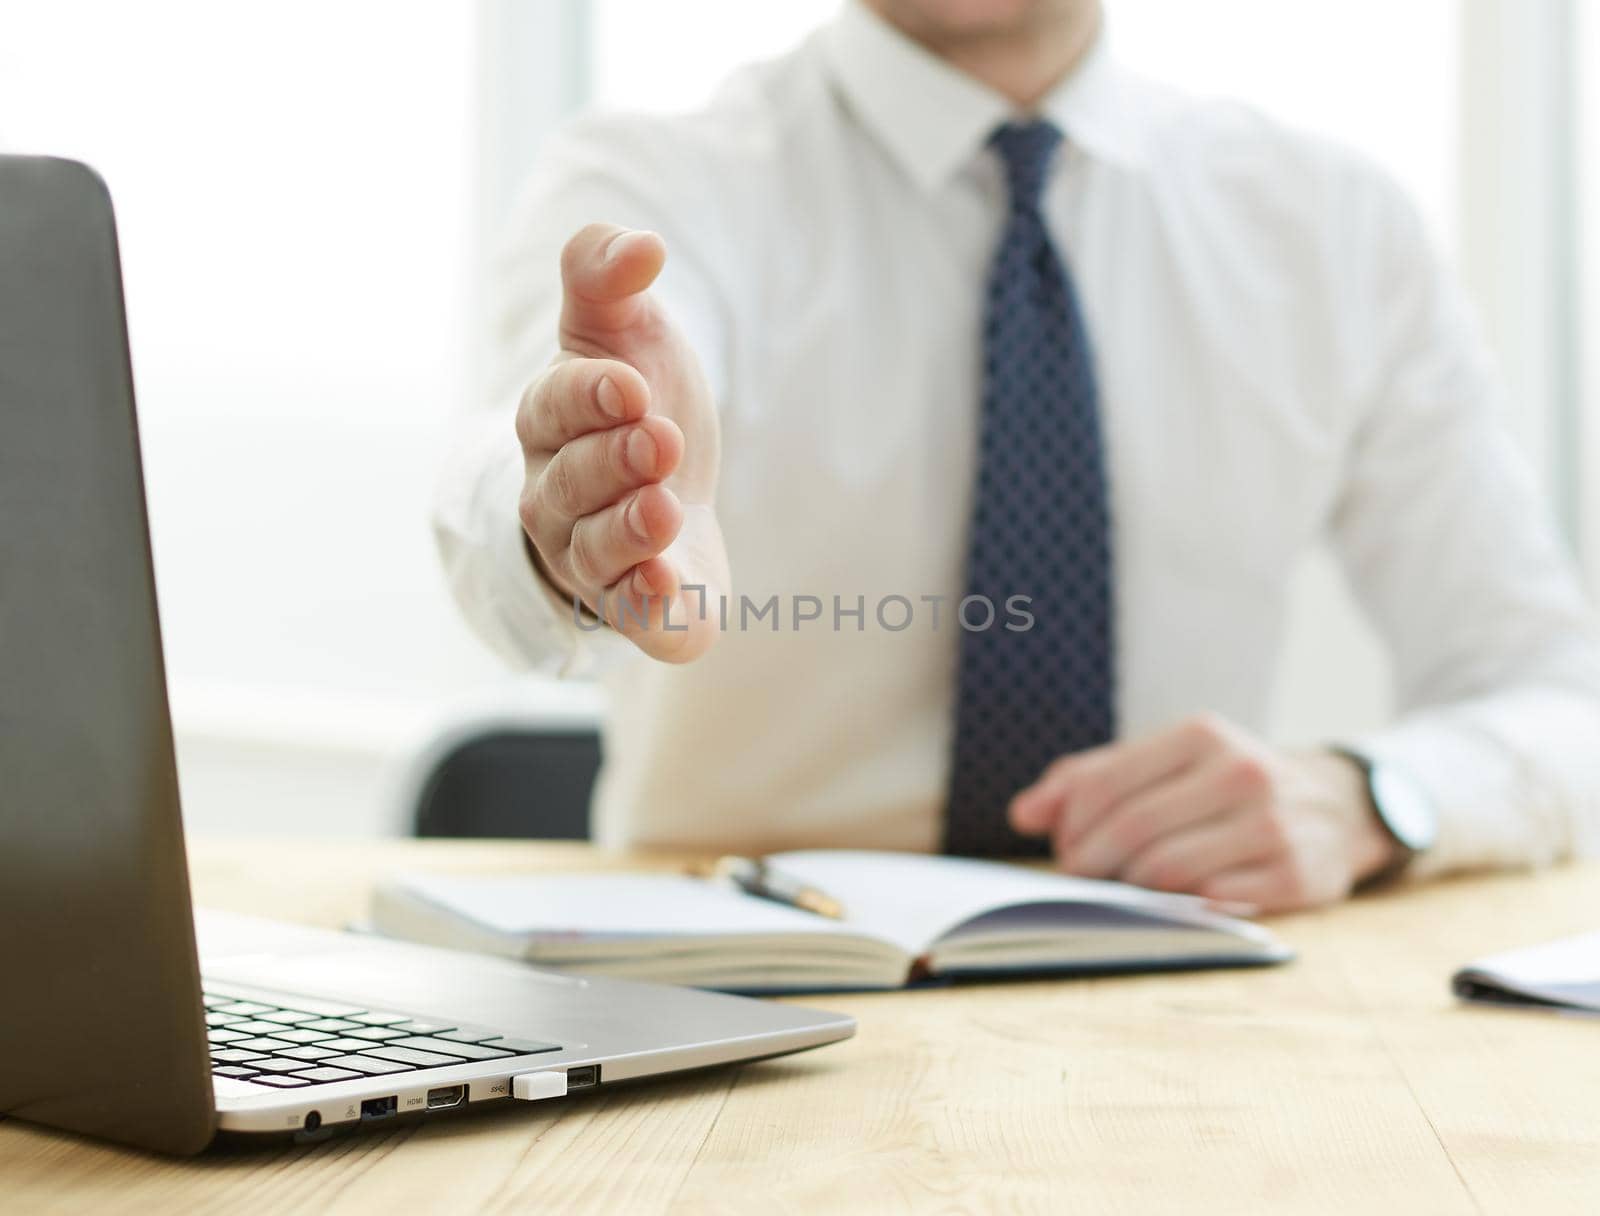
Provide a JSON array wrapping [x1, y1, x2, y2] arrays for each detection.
[[1329, 175, 1600, 877], [432, 112, 735, 676]]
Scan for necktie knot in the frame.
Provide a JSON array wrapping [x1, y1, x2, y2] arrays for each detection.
[[990, 120, 1063, 212]]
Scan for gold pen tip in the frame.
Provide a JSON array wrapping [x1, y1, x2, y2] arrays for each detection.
[[796, 893, 846, 920]]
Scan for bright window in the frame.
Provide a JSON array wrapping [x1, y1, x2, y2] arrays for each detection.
[[0, 1, 504, 835], [0, 1, 501, 735]]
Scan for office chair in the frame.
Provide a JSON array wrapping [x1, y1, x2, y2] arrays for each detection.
[[391, 691, 606, 839], [411, 728, 600, 839]]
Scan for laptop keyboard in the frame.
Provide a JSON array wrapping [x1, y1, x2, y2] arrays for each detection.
[[203, 991, 561, 1089]]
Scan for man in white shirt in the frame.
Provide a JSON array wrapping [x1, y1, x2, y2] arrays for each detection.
[[434, 0, 1600, 910]]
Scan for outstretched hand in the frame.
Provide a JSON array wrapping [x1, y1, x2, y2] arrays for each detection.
[[515, 224, 728, 661]]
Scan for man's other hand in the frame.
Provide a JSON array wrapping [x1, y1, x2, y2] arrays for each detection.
[[516, 223, 728, 662], [1008, 715, 1400, 912]]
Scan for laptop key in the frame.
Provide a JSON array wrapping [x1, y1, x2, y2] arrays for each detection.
[[348, 1011, 408, 1026], [346, 1026, 407, 1041], [212, 1048, 268, 1063], [258, 996, 364, 1018], [326, 1054, 414, 1076], [301, 1018, 362, 1032], [291, 1066, 362, 1083], [258, 1009, 318, 1025], [319, 1037, 379, 1052], [390, 1019, 455, 1035], [435, 1028, 502, 1044], [208, 1028, 248, 1044], [212, 1066, 260, 1078], [227, 1020, 287, 1035], [205, 1011, 242, 1027], [360, 1044, 462, 1068], [279, 1045, 339, 1061], [202, 994, 231, 1008], [252, 1075, 312, 1088], [236, 1037, 298, 1053], [249, 1057, 311, 1073], [391, 1036, 511, 1061], [216, 1001, 274, 1016], [271, 1028, 333, 1044], [492, 1038, 564, 1055]]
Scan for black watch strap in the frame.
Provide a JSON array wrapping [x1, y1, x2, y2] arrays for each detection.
[[1331, 746, 1431, 891]]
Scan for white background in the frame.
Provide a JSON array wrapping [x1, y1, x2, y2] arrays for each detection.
[[0, 1, 1587, 836]]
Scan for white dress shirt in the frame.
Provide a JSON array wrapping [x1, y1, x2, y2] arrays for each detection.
[[434, 1, 1600, 872]]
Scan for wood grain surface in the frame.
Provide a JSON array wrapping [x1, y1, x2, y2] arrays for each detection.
[[5, 839, 1597, 1214]]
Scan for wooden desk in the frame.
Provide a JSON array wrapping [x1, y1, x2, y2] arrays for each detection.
[[6, 841, 1599, 1214]]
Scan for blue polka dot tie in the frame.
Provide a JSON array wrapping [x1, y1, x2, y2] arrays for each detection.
[[942, 120, 1116, 857]]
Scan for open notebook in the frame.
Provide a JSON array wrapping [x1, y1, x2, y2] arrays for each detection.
[[369, 850, 1290, 993]]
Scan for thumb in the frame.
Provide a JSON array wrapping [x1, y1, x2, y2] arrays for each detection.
[[559, 223, 667, 350]]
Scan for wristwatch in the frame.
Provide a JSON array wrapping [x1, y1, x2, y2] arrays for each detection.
[[1332, 746, 1439, 889]]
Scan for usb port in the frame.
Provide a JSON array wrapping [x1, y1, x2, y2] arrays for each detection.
[[360, 1096, 397, 1120], [565, 1065, 600, 1091], [426, 1085, 466, 1110]]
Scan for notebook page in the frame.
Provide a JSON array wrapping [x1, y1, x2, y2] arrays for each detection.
[[396, 872, 860, 940], [769, 850, 1234, 955]]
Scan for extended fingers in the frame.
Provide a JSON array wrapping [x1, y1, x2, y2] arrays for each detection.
[[566, 482, 685, 593], [517, 357, 651, 456], [598, 556, 685, 634], [529, 412, 683, 537]]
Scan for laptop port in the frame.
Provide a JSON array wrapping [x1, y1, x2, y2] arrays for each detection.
[[360, 1096, 397, 1120], [426, 1085, 466, 1110], [565, 1065, 600, 1091]]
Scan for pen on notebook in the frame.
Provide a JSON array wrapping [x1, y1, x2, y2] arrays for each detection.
[[694, 855, 847, 920]]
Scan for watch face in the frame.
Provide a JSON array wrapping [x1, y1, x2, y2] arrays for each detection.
[[1370, 764, 1439, 853]]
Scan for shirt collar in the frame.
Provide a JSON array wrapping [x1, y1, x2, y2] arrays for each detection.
[[822, 0, 1152, 192]]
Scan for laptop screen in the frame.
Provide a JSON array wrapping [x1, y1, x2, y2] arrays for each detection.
[[0, 155, 215, 1154]]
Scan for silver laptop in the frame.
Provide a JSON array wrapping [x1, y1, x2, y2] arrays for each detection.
[[0, 155, 853, 1155]]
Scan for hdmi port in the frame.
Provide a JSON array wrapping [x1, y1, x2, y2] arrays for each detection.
[[426, 1085, 466, 1110]]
